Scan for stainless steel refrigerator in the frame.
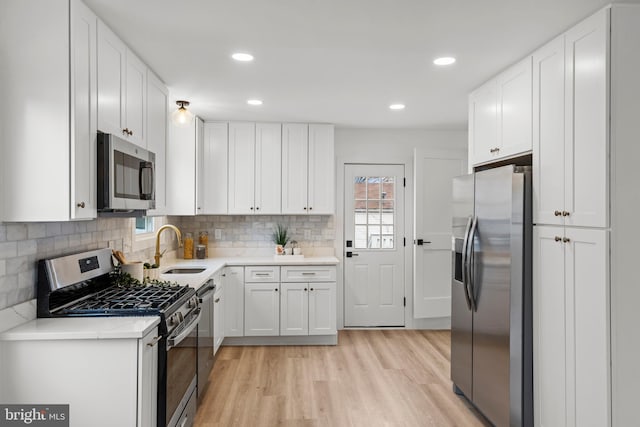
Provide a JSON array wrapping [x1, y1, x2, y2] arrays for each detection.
[[451, 164, 533, 427]]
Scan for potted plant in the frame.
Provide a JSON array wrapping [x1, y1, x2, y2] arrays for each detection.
[[271, 223, 290, 255]]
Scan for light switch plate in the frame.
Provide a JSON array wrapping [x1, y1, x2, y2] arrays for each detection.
[[214, 229, 222, 239]]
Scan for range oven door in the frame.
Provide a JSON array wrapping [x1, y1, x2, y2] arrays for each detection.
[[165, 308, 200, 427]]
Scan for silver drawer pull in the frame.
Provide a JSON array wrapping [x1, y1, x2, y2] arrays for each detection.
[[301, 272, 316, 275], [255, 273, 271, 276]]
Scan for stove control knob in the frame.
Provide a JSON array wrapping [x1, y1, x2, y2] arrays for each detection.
[[188, 297, 198, 309], [168, 314, 176, 326]]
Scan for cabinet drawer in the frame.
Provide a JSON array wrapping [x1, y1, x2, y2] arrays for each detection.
[[245, 266, 280, 282], [281, 266, 336, 282]]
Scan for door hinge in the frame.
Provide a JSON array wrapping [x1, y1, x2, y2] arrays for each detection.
[[403, 177, 406, 187], [403, 297, 406, 307]]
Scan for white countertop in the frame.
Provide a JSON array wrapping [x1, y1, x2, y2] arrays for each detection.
[[159, 256, 340, 290], [0, 316, 160, 341]]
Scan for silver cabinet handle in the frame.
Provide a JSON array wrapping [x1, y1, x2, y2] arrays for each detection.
[[301, 272, 316, 275], [146, 336, 162, 347], [77, 202, 85, 208]]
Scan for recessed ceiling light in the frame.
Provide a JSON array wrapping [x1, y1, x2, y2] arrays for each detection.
[[434, 56, 456, 66], [232, 52, 254, 62], [389, 104, 405, 110], [247, 99, 263, 106]]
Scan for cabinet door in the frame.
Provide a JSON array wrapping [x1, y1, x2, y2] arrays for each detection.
[[244, 283, 280, 336], [138, 327, 159, 427], [70, 0, 97, 220], [533, 36, 565, 226], [224, 267, 245, 337], [255, 123, 282, 214], [564, 228, 609, 427], [309, 282, 336, 335], [468, 80, 498, 165], [498, 56, 533, 158], [145, 71, 168, 216], [97, 21, 126, 136], [228, 122, 256, 214], [282, 123, 309, 214], [213, 287, 224, 355], [124, 49, 146, 147], [280, 282, 308, 336], [308, 124, 335, 214], [564, 9, 609, 228], [533, 226, 567, 427], [198, 122, 228, 214], [166, 118, 198, 215]]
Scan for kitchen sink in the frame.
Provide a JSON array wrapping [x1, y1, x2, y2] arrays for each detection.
[[162, 267, 207, 274]]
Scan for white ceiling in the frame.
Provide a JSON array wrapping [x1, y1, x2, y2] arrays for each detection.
[[84, 0, 628, 129]]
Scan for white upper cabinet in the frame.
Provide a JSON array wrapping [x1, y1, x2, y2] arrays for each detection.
[[197, 122, 228, 215], [0, 0, 97, 221], [469, 57, 532, 166], [228, 122, 257, 214], [533, 36, 566, 226], [282, 123, 335, 214], [308, 124, 335, 214], [255, 123, 282, 214], [145, 71, 168, 216], [70, 0, 98, 220], [469, 80, 499, 165], [97, 21, 147, 148], [498, 56, 533, 158], [166, 117, 201, 216], [533, 10, 608, 228], [564, 10, 609, 228], [227, 122, 282, 214], [282, 123, 309, 214]]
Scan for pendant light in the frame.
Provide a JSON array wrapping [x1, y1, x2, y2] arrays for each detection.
[[172, 100, 194, 127]]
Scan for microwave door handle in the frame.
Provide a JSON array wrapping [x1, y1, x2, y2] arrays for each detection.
[[139, 161, 154, 199], [460, 215, 473, 310], [466, 216, 478, 312]]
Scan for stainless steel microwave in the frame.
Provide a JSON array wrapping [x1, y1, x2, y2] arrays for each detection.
[[97, 132, 155, 213]]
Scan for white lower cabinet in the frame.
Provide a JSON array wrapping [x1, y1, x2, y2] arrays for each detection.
[[244, 283, 280, 336], [213, 279, 224, 354], [244, 266, 281, 336], [223, 266, 245, 337], [281, 266, 337, 336], [0, 325, 159, 427], [534, 226, 609, 427]]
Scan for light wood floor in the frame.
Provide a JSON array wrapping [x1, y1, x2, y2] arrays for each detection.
[[194, 330, 488, 427]]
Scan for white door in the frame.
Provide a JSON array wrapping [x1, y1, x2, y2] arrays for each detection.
[[344, 164, 405, 327], [280, 282, 308, 336], [309, 282, 337, 335], [532, 35, 565, 226], [124, 49, 146, 147], [223, 267, 244, 337], [282, 123, 309, 214], [564, 9, 609, 229], [497, 56, 532, 158], [308, 124, 335, 214], [413, 150, 466, 318], [145, 71, 168, 216], [469, 80, 498, 165], [97, 21, 125, 136], [255, 123, 282, 214], [197, 122, 228, 215], [533, 225, 567, 427], [244, 283, 279, 336], [228, 122, 256, 214]]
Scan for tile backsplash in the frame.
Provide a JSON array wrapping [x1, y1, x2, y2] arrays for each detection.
[[0, 217, 173, 311], [0, 215, 336, 312], [171, 215, 335, 253]]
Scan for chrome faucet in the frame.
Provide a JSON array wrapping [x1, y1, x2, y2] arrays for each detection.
[[154, 225, 183, 267]]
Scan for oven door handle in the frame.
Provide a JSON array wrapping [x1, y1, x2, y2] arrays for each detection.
[[167, 308, 201, 350], [198, 285, 216, 303]]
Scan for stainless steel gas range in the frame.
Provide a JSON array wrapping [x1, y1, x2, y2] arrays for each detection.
[[37, 248, 200, 427]]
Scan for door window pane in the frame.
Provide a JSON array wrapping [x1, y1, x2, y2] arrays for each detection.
[[353, 175, 396, 249]]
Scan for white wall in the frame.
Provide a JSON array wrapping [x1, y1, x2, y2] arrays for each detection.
[[334, 128, 467, 329]]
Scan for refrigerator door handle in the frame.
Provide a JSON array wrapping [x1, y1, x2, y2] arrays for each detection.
[[466, 216, 478, 312], [461, 215, 473, 310]]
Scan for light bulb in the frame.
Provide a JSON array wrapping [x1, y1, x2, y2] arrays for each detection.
[[172, 101, 194, 127]]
